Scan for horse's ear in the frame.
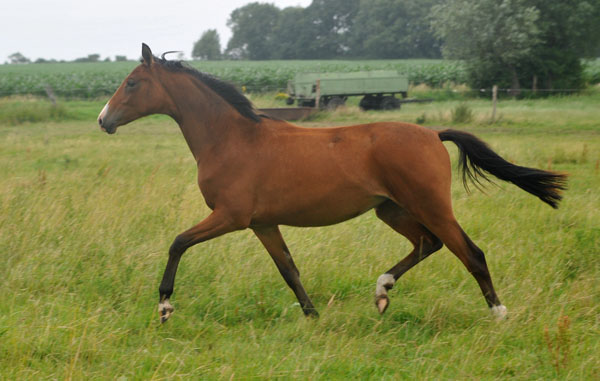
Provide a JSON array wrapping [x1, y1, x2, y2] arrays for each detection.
[[141, 43, 154, 66]]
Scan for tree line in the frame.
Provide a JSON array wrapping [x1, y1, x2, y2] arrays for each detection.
[[6, 52, 130, 64], [193, 0, 600, 91], [193, 0, 442, 60], [431, 0, 600, 92]]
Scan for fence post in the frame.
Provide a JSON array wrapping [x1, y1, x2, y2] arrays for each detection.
[[44, 85, 57, 106], [491, 85, 498, 123], [315, 80, 321, 109]]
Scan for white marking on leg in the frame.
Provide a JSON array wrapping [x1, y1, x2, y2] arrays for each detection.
[[158, 298, 174, 323], [375, 273, 395, 298], [491, 304, 507, 320]]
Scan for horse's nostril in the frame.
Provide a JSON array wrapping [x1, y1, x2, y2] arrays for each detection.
[[98, 117, 103, 126]]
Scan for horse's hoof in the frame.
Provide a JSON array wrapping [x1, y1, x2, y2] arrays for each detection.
[[158, 299, 174, 324], [376, 296, 389, 315], [491, 304, 507, 320], [375, 273, 394, 314]]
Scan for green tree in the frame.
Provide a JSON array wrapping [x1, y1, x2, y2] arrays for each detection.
[[350, 0, 442, 58], [224, 0, 446, 59], [299, 0, 360, 58], [271, 7, 307, 59], [74, 54, 101, 63], [432, 0, 600, 92], [192, 29, 222, 60], [432, 0, 540, 92], [8, 52, 31, 64], [523, 0, 600, 90], [226, 2, 280, 59]]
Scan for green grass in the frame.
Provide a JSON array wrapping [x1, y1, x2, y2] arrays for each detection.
[[0, 96, 68, 124], [0, 97, 599, 379]]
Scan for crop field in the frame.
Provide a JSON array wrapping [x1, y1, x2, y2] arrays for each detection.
[[2, 59, 600, 99], [0, 59, 470, 98], [0, 89, 599, 378]]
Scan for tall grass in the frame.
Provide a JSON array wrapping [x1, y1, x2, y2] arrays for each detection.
[[0, 99, 598, 379], [0, 96, 68, 124], [450, 103, 474, 123]]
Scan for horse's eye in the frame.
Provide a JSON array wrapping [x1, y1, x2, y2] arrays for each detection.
[[126, 79, 136, 88]]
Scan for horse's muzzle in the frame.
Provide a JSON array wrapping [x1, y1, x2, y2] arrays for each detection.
[[98, 115, 117, 134], [98, 102, 117, 134]]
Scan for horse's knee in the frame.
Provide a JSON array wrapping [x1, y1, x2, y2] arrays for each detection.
[[169, 235, 187, 257]]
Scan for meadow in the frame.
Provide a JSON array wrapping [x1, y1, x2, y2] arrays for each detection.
[[0, 90, 599, 379]]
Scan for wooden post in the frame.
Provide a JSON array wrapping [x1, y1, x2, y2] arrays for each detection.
[[44, 85, 57, 106], [491, 85, 498, 123], [315, 79, 321, 109]]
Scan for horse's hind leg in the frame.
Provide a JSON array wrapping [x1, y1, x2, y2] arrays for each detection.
[[253, 226, 318, 317], [374, 200, 443, 314], [420, 215, 507, 319]]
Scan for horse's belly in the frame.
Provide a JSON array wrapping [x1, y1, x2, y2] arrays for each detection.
[[250, 193, 387, 228]]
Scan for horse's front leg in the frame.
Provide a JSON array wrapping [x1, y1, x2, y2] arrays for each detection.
[[253, 226, 318, 317], [158, 210, 245, 323]]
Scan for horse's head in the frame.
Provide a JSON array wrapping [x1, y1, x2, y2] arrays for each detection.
[[98, 43, 173, 134]]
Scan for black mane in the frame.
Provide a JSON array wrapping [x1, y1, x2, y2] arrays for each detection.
[[154, 56, 262, 123]]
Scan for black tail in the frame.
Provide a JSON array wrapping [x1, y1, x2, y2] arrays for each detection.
[[439, 129, 567, 208]]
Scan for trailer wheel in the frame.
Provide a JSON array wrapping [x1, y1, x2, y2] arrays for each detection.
[[359, 95, 378, 111], [381, 96, 401, 110], [326, 96, 345, 110]]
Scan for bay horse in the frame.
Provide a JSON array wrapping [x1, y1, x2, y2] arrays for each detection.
[[98, 44, 566, 324]]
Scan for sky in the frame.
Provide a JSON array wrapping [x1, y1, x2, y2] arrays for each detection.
[[1, 0, 312, 62]]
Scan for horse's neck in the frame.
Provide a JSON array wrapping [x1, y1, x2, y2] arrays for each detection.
[[163, 74, 253, 162]]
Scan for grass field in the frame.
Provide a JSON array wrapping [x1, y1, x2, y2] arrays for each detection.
[[0, 94, 599, 379]]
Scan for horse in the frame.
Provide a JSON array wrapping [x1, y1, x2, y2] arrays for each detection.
[[98, 44, 567, 324]]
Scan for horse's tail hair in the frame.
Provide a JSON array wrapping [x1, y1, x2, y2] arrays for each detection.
[[438, 129, 567, 208]]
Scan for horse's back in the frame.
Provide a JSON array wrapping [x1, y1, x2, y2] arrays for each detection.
[[257, 120, 451, 193]]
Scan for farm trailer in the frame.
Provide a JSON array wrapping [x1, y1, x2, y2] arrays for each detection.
[[286, 70, 409, 110]]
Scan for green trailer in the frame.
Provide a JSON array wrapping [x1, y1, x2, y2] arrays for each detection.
[[286, 70, 409, 110]]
